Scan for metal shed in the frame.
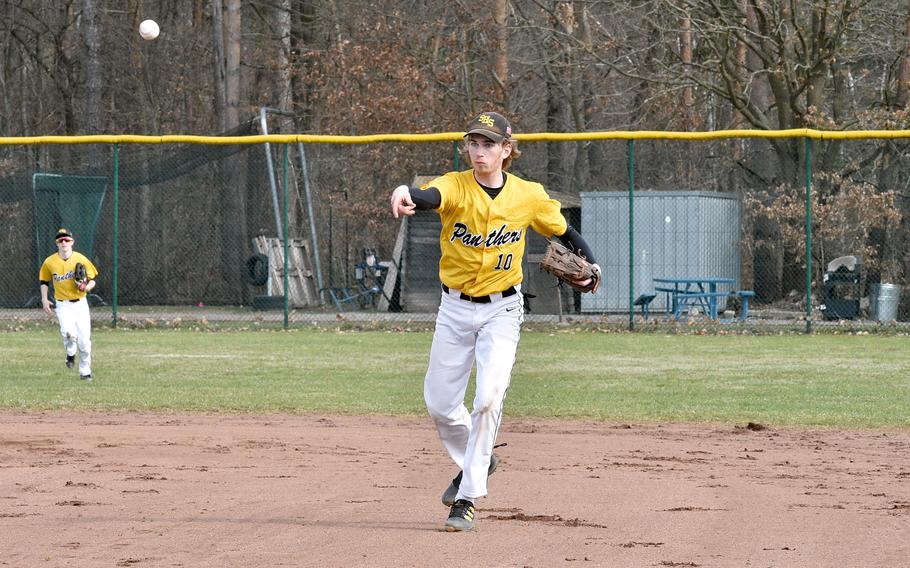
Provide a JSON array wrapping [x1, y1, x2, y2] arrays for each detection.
[[580, 191, 743, 313]]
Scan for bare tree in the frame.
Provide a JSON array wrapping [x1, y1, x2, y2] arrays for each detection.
[[661, 0, 857, 184]]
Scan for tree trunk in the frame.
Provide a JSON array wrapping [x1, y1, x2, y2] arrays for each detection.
[[224, 0, 242, 130], [680, 14, 695, 187], [194, 0, 205, 28], [213, 0, 247, 302], [275, 0, 293, 113], [545, 3, 574, 194], [545, 76, 565, 193], [680, 15, 694, 130], [577, 3, 604, 187], [212, 0, 227, 129], [492, 0, 508, 106], [83, 0, 102, 134], [897, 0, 910, 108], [83, 0, 103, 170]]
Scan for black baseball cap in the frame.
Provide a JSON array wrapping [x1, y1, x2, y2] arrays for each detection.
[[54, 228, 73, 241], [465, 112, 512, 142]]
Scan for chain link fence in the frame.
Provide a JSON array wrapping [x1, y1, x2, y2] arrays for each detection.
[[2, 131, 908, 331]]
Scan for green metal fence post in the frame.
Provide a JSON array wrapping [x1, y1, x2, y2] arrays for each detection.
[[805, 137, 813, 334], [283, 144, 290, 329], [112, 143, 119, 328], [628, 140, 635, 330]]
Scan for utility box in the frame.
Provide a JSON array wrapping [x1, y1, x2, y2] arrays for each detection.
[[581, 191, 742, 313]]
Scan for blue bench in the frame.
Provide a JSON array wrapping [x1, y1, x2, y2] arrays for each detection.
[[654, 286, 679, 316], [655, 286, 725, 319], [673, 291, 730, 320], [634, 293, 657, 319], [734, 290, 755, 322], [675, 290, 756, 322]]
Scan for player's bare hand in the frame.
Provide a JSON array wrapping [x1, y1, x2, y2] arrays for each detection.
[[570, 264, 602, 294], [42, 299, 54, 316], [391, 184, 416, 219], [589, 264, 602, 293]]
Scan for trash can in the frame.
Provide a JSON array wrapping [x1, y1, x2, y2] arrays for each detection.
[[870, 283, 901, 321]]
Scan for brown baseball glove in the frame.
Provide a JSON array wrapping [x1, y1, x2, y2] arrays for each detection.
[[74, 262, 88, 291], [539, 240, 601, 293]]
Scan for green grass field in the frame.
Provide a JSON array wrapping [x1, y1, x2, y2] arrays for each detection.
[[2, 328, 908, 428]]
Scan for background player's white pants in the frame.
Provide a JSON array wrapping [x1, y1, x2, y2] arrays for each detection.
[[55, 298, 92, 376], [424, 287, 523, 501]]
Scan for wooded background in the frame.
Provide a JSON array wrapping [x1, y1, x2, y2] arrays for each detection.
[[1, 0, 908, 315]]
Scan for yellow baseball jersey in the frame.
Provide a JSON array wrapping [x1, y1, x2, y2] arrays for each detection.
[[422, 170, 567, 296], [39, 252, 99, 301]]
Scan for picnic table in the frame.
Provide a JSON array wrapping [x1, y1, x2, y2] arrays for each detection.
[[653, 277, 736, 320]]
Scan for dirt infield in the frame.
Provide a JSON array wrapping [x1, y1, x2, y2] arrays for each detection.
[[2, 412, 908, 567]]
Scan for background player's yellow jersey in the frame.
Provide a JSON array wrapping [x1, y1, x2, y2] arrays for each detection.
[[39, 252, 98, 301], [422, 170, 567, 297]]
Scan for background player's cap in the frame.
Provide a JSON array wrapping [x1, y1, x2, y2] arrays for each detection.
[[465, 112, 512, 142], [54, 228, 73, 241]]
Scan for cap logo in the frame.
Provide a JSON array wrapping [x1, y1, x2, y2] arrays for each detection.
[[477, 114, 496, 128]]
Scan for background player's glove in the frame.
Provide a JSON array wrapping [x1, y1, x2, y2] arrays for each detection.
[[539, 240, 601, 293], [74, 262, 88, 291]]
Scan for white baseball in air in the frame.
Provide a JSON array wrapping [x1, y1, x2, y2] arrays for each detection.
[[139, 19, 159, 40]]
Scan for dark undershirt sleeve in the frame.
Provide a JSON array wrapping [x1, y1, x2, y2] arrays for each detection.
[[409, 186, 441, 210], [556, 225, 598, 265]]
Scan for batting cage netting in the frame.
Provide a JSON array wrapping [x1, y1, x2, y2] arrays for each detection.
[[2, 127, 908, 331]]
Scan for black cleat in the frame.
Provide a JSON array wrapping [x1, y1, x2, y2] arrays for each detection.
[[80, 374, 92, 382], [65, 355, 76, 369], [444, 499, 476, 532]]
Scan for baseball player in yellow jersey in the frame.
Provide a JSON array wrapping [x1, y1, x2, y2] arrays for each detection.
[[390, 111, 601, 532], [39, 228, 99, 381]]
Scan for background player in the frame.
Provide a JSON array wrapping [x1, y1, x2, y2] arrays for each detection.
[[389, 111, 601, 532], [39, 228, 99, 381]]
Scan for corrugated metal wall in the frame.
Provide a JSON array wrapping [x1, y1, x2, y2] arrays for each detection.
[[581, 191, 742, 313]]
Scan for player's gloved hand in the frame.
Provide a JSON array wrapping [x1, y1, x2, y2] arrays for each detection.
[[540, 241, 601, 294], [74, 262, 89, 292], [390, 184, 416, 219]]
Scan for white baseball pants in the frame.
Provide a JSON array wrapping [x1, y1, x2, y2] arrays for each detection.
[[424, 286, 523, 501], [55, 298, 92, 376]]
